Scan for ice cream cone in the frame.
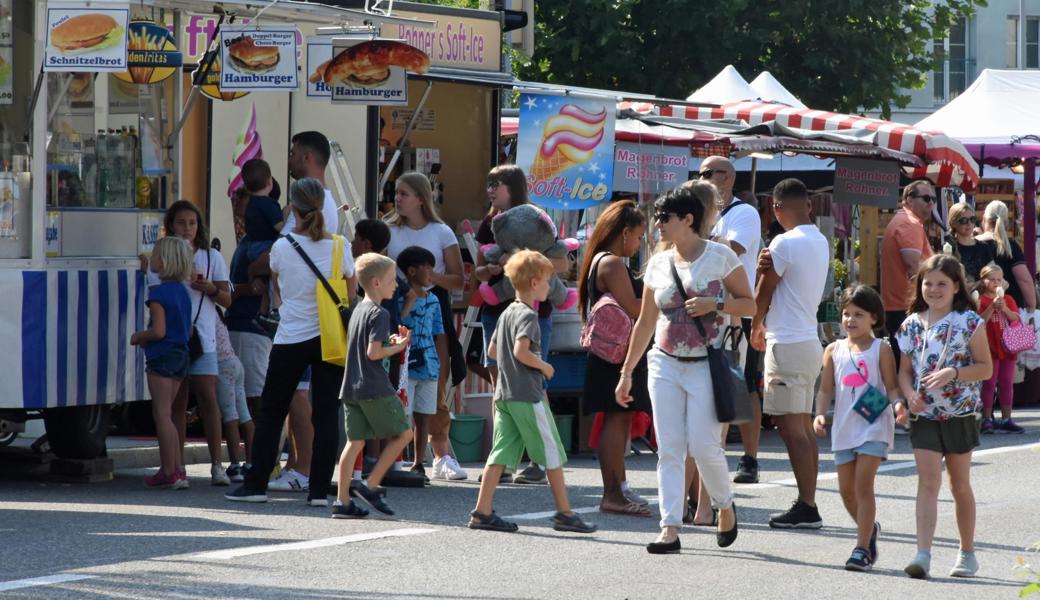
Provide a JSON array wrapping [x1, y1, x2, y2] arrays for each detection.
[[531, 148, 576, 181]]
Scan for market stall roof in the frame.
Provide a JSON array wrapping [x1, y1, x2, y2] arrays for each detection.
[[686, 65, 759, 104], [650, 101, 980, 190], [914, 69, 1040, 164], [749, 72, 806, 108]]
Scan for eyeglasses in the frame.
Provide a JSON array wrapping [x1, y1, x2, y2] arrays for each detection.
[[698, 169, 716, 179], [956, 216, 976, 225], [487, 181, 502, 190], [654, 211, 676, 223], [910, 193, 937, 203]]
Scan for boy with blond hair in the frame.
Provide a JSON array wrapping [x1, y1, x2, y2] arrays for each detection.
[[332, 253, 412, 518], [467, 250, 597, 534]]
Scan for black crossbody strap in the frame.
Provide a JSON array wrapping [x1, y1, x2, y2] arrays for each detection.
[[286, 234, 345, 306], [719, 199, 746, 219], [669, 255, 709, 340], [192, 249, 210, 325]]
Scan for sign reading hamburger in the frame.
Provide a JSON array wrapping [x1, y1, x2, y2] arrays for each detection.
[[326, 39, 429, 106], [219, 25, 298, 91], [45, 2, 129, 72]]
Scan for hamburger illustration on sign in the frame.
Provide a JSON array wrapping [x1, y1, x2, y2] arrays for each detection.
[[197, 53, 249, 102], [219, 25, 298, 91], [327, 39, 429, 106], [45, 3, 129, 72]]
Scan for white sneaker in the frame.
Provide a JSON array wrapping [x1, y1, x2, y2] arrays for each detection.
[[949, 551, 979, 577], [268, 468, 309, 492], [442, 456, 468, 480], [210, 464, 231, 487], [431, 456, 449, 480]]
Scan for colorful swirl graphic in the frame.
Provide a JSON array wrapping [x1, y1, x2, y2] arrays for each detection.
[[539, 104, 607, 162]]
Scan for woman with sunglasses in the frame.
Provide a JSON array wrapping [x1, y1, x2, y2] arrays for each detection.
[[945, 202, 995, 284], [617, 182, 755, 554]]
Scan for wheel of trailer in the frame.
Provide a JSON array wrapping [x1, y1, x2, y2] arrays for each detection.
[[43, 405, 111, 459], [0, 431, 15, 446]]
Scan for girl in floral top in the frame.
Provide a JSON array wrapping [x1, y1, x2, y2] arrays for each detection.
[[616, 182, 755, 555], [895, 254, 992, 580]]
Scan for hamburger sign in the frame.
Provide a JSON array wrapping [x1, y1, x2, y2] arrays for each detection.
[[219, 25, 298, 91], [45, 2, 129, 72]]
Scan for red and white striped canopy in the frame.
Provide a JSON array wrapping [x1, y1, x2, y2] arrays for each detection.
[[653, 101, 980, 190]]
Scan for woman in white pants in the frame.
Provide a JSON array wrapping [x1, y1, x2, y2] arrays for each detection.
[[616, 182, 755, 554]]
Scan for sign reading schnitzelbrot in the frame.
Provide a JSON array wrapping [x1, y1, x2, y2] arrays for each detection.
[[44, 2, 129, 72]]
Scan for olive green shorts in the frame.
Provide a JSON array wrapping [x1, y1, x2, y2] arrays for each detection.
[[344, 395, 410, 441], [909, 414, 980, 455]]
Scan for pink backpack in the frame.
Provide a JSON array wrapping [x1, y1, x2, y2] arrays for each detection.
[[580, 253, 634, 364]]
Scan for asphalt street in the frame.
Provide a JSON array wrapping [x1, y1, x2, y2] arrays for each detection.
[[2, 409, 1039, 600]]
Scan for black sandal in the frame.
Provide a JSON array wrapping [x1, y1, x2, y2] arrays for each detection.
[[468, 510, 519, 532]]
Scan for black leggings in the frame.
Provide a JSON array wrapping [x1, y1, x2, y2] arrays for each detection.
[[243, 336, 344, 499]]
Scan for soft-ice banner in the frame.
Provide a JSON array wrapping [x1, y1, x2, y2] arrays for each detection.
[[517, 93, 615, 210]]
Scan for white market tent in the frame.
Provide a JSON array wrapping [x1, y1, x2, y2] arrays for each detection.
[[914, 68, 1040, 270], [686, 65, 759, 104], [749, 71, 807, 108]]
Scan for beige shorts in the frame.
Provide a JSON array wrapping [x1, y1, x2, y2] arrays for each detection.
[[764, 340, 823, 415]]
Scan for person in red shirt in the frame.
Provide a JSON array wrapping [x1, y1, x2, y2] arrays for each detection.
[[976, 263, 1026, 434]]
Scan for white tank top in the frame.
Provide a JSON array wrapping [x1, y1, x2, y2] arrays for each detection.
[[831, 338, 895, 452]]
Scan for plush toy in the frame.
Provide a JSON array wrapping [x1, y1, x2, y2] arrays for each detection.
[[479, 204, 579, 310]]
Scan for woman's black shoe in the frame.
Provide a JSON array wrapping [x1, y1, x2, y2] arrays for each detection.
[[716, 504, 738, 548], [646, 537, 681, 554]]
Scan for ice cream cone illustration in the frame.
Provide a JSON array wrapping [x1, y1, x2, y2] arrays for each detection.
[[227, 103, 263, 198], [530, 104, 607, 181]]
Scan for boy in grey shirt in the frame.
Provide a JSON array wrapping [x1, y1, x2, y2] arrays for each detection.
[[467, 250, 596, 534], [334, 253, 411, 519]]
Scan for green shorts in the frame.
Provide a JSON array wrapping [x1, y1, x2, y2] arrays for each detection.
[[486, 400, 567, 471], [909, 414, 980, 455], [344, 395, 410, 441]]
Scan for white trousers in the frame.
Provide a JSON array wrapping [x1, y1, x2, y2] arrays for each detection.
[[648, 349, 734, 528]]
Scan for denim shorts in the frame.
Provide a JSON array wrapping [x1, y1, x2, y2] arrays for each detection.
[[147, 347, 190, 380], [834, 440, 889, 466], [189, 351, 219, 376]]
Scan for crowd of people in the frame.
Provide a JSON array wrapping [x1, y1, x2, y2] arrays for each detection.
[[132, 136, 1028, 578]]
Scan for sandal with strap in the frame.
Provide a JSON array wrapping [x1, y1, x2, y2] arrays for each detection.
[[694, 508, 719, 527], [468, 510, 519, 533], [600, 500, 652, 517]]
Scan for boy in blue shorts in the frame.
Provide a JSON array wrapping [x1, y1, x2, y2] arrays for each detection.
[[333, 253, 413, 518], [467, 250, 596, 534]]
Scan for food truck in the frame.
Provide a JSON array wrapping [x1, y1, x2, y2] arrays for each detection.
[[0, 0, 443, 459]]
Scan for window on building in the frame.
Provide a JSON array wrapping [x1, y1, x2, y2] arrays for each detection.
[[934, 19, 972, 104], [1028, 17, 1040, 68], [1007, 16, 1018, 68]]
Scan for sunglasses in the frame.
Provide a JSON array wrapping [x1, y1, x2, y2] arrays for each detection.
[[487, 181, 502, 190], [654, 211, 676, 223], [698, 169, 716, 179], [910, 193, 937, 203], [956, 216, 976, 226]]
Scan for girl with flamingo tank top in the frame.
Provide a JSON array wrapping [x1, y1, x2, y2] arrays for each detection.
[[830, 338, 895, 453]]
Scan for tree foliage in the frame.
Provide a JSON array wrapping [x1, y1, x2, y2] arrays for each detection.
[[516, 0, 985, 117]]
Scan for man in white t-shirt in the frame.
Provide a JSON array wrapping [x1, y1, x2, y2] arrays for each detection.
[[283, 131, 341, 236], [701, 156, 764, 485], [751, 178, 829, 530]]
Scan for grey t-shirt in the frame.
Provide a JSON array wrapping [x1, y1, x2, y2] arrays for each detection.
[[341, 299, 396, 402], [492, 301, 545, 404]]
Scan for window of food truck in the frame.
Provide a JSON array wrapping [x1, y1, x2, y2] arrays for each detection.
[[0, 0, 31, 259], [45, 71, 173, 211]]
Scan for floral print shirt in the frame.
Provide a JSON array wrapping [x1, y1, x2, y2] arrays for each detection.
[[643, 244, 741, 358], [895, 310, 984, 420]]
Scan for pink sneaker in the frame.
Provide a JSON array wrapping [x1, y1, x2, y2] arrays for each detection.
[[145, 470, 179, 489]]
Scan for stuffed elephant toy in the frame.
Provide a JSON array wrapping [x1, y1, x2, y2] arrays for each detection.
[[479, 204, 579, 310]]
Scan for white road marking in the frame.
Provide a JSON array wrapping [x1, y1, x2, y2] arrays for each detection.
[[0, 574, 96, 592], [505, 441, 1039, 520], [196, 527, 438, 560]]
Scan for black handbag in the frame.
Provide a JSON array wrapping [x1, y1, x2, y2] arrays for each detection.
[[669, 257, 736, 423], [188, 250, 210, 362]]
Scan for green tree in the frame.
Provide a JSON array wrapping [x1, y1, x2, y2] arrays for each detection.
[[517, 0, 985, 117]]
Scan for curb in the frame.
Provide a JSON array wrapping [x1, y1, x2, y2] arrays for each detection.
[[109, 442, 230, 470]]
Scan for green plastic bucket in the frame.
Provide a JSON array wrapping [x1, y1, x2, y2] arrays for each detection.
[[449, 414, 487, 463], [554, 414, 574, 454]]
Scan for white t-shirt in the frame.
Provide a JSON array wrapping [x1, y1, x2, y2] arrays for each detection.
[[764, 224, 829, 344], [642, 243, 742, 358], [711, 197, 761, 291], [387, 222, 459, 279], [281, 189, 340, 236], [270, 235, 356, 345]]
